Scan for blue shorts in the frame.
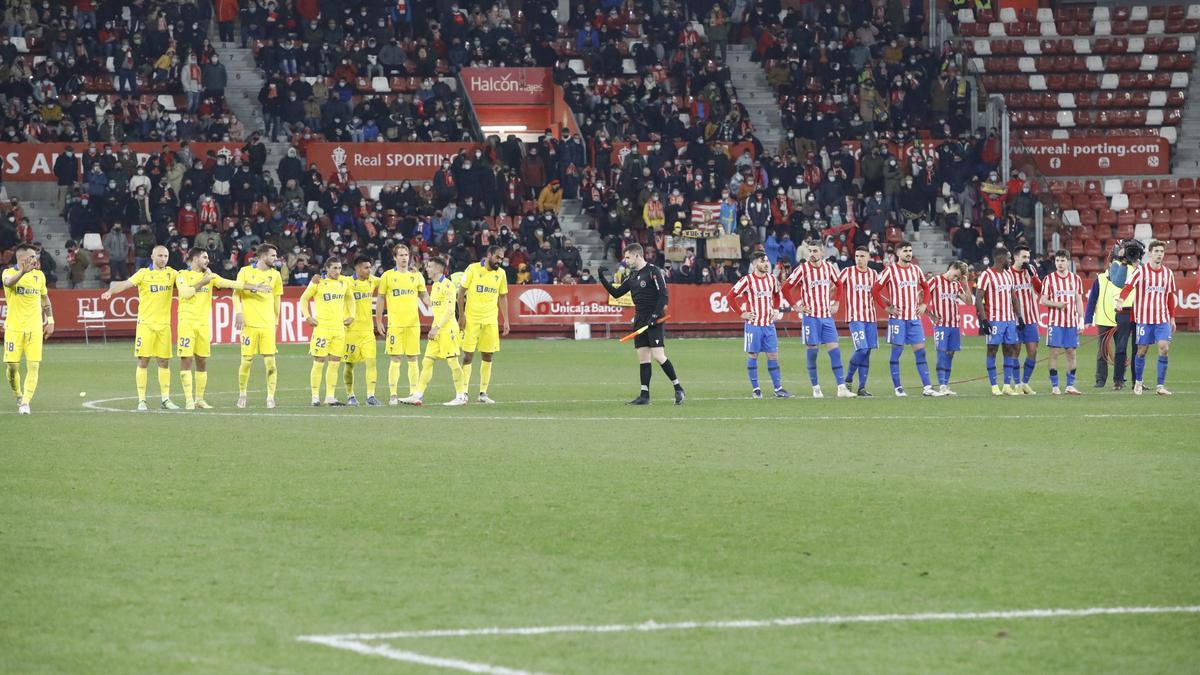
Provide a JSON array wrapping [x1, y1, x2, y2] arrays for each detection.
[[887, 318, 925, 345], [1017, 323, 1041, 344], [1046, 325, 1080, 349], [848, 321, 879, 350], [934, 326, 962, 352], [1136, 322, 1173, 345], [986, 320, 1019, 346], [743, 324, 779, 354], [802, 316, 839, 346]]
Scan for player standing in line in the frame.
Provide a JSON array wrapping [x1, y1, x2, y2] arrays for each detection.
[[1039, 250, 1085, 395], [406, 255, 468, 406], [3, 244, 53, 415], [975, 247, 1024, 396], [1011, 245, 1043, 394], [457, 245, 511, 404], [300, 258, 355, 406], [784, 240, 854, 398], [377, 244, 429, 405], [726, 251, 791, 398], [102, 245, 179, 410], [1116, 240, 1177, 395], [343, 255, 381, 406], [926, 261, 972, 396], [871, 241, 939, 397], [599, 244, 685, 405], [233, 244, 284, 408], [175, 248, 268, 410], [836, 247, 880, 397]]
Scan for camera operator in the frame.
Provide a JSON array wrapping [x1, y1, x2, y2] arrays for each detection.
[[1086, 239, 1142, 389]]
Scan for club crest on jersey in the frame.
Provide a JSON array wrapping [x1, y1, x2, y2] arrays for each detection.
[[639, 280, 646, 287]]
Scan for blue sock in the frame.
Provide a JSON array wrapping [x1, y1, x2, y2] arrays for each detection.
[[806, 348, 819, 385], [986, 354, 998, 385], [829, 347, 844, 385], [943, 352, 954, 386], [1049, 368, 1059, 388], [934, 351, 946, 386], [1067, 369, 1077, 386], [914, 349, 931, 387], [746, 357, 759, 389], [1157, 356, 1168, 386], [1133, 355, 1145, 382], [889, 345, 903, 388], [1004, 357, 1017, 384], [767, 359, 781, 389], [1023, 357, 1036, 384], [846, 351, 859, 384], [858, 350, 871, 388]]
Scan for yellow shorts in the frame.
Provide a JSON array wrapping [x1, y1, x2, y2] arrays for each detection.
[[240, 326, 277, 356], [3, 328, 43, 363], [310, 329, 346, 359], [135, 323, 172, 359], [177, 321, 212, 358], [385, 325, 421, 356], [425, 330, 461, 360], [462, 321, 500, 353], [344, 331, 377, 364]]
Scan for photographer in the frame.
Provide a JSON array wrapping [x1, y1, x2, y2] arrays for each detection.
[[1085, 240, 1142, 389]]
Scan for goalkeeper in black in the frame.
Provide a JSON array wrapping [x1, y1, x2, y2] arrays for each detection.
[[599, 244, 686, 405]]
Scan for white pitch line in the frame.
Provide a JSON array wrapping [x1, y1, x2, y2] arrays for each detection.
[[295, 635, 542, 675], [307, 604, 1200, 642]]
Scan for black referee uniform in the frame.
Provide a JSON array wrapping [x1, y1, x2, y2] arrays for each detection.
[[600, 264, 685, 405]]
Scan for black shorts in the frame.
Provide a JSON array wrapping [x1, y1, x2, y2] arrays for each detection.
[[634, 323, 665, 348]]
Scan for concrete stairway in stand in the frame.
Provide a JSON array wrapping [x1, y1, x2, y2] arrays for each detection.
[[557, 199, 608, 272], [6, 182, 85, 284], [726, 44, 783, 153], [210, 40, 292, 182]]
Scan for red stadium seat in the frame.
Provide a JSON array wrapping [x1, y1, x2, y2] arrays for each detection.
[[1164, 254, 1181, 269], [1178, 239, 1197, 255], [1081, 255, 1101, 273], [1172, 223, 1191, 240], [1181, 255, 1199, 271]]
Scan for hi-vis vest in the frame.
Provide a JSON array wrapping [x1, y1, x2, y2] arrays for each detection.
[[1094, 267, 1133, 327]]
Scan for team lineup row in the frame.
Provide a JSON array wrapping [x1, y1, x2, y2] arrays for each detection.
[[2, 239, 1180, 414]]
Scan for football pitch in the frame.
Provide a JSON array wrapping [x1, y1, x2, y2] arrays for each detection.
[[3, 335, 1199, 674]]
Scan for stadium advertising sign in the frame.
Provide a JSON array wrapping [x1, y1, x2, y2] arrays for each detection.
[[304, 143, 478, 181], [13, 281, 1196, 339], [461, 67, 552, 105], [0, 142, 249, 181], [1010, 138, 1170, 176]]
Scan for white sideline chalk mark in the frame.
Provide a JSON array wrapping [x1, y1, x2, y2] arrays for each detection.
[[298, 605, 1200, 674], [297, 635, 541, 675]]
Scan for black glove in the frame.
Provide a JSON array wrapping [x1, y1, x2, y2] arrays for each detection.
[[978, 318, 992, 336], [597, 266, 610, 277], [1016, 318, 1027, 332]]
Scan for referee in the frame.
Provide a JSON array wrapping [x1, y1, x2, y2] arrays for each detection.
[[599, 244, 686, 405]]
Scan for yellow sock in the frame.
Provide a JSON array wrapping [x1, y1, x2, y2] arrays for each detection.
[[180, 369, 194, 404], [195, 371, 208, 401], [21, 362, 39, 403], [479, 360, 493, 394], [310, 361, 323, 398], [6, 363, 20, 400], [238, 357, 252, 396], [157, 365, 171, 400], [325, 361, 340, 400], [406, 359, 419, 395], [449, 358, 466, 395], [343, 363, 356, 397], [416, 357, 436, 395], [365, 360, 378, 397], [135, 365, 148, 401], [462, 362, 473, 393], [388, 360, 401, 397], [263, 356, 278, 398]]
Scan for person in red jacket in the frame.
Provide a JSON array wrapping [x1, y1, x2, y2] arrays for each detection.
[[176, 202, 199, 237]]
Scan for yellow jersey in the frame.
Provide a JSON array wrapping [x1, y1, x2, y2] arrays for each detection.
[[305, 275, 353, 328], [128, 265, 178, 326], [377, 268, 425, 328], [176, 269, 243, 326], [2, 268, 47, 332], [461, 262, 507, 325], [347, 274, 379, 334], [429, 275, 459, 330], [235, 265, 284, 329]]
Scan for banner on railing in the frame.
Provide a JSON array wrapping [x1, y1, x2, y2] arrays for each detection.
[[0, 142, 250, 181], [8, 279, 1196, 340], [1010, 137, 1170, 176], [304, 142, 479, 182]]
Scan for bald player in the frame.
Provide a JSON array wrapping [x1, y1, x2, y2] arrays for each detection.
[[102, 245, 180, 410]]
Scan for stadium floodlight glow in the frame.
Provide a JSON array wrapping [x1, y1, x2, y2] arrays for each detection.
[[480, 125, 529, 133]]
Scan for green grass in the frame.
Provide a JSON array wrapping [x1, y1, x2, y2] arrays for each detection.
[[2, 335, 1199, 674]]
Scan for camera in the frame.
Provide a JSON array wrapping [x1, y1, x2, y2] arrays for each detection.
[[1113, 239, 1145, 264]]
